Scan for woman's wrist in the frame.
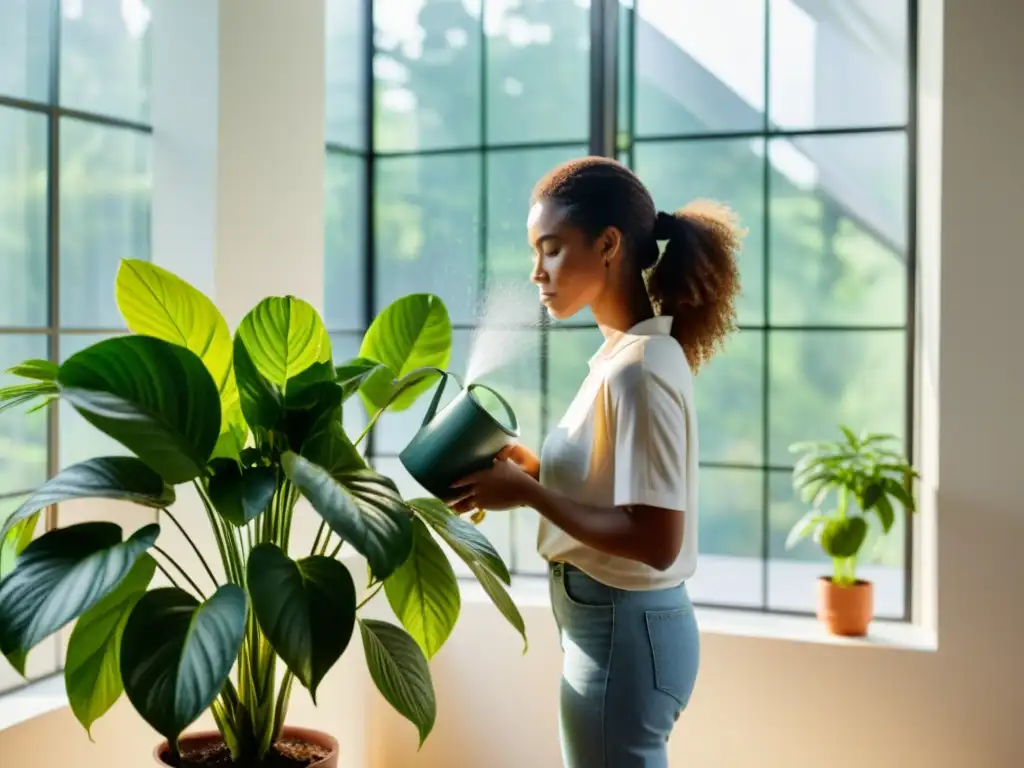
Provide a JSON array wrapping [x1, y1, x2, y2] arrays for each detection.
[[519, 475, 547, 509]]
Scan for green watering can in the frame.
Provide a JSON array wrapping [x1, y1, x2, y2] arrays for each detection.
[[399, 370, 519, 502]]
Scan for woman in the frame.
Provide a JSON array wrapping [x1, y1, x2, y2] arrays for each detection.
[[452, 156, 744, 767]]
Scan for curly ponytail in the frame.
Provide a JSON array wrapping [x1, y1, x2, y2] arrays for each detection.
[[532, 156, 745, 371], [648, 201, 745, 370]]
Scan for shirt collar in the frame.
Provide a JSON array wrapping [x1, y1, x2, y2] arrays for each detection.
[[589, 315, 674, 368]]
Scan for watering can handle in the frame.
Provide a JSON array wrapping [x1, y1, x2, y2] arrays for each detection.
[[421, 370, 465, 428]]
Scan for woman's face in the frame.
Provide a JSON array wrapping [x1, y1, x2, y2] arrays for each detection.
[[526, 199, 608, 321]]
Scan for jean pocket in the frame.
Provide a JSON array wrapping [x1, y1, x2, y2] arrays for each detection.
[[645, 607, 700, 708], [561, 568, 614, 609]]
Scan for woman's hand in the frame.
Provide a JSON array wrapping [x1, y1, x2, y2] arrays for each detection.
[[499, 443, 541, 480], [450, 455, 539, 515]]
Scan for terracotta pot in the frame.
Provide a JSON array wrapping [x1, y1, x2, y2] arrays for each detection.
[[816, 576, 873, 636], [153, 726, 339, 767]]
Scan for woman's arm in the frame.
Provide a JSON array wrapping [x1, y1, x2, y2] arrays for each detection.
[[522, 481, 683, 571]]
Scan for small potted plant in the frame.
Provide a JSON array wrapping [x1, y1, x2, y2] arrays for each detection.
[[786, 426, 917, 636], [0, 260, 525, 767]]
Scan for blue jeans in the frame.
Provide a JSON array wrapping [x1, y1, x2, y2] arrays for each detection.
[[549, 562, 700, 768]]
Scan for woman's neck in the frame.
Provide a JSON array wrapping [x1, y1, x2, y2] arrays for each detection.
[[591, 276, 654, 338]]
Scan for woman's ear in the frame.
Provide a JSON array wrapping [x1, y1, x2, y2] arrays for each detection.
[[599, 226, 623, 265]]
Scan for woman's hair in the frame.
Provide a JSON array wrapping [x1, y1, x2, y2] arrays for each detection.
[[531, 156, 745, 370]]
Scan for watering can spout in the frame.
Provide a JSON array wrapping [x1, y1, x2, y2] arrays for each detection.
[[398, 371, 519, 503]]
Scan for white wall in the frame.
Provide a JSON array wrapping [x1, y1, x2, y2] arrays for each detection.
[[2, 0, 1023, 766]]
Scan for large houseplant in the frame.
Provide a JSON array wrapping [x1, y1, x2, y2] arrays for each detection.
[[0, 260, 525, 767], [786, 427, 917, 636]]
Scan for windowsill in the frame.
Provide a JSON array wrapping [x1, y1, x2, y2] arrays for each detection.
[[460, 575, 938, 653], [0, 673, 68, 732]]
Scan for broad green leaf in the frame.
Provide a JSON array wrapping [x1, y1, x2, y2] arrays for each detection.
[[284, 362, 337, 409], [336, 357, 392, 402], [384, 518, 460, 659], [819, 517, 868, 559], [861, 482, 883, 511], [283, 370, 345, 455], [0, 509, 35, 582], [0, 457, 175, 576], [408, 497, 511, 585], [206, 460, 276, 527], [881, 476, 915, 512], [0, 522, 160, 673], [873, 494, 895, 533], [233, 334, 282, 431], [8, 359, 58, 381], [468, 562, 527, 653], [236, 297, 332, 392], [121, 585, 248, 746], [58, 336, 221, 484], [65, 554, 157, 735], [247, 545, 356, 701], [359, 294, 451, 412], [359, 619, 436, 746], [115, 259, 247, 459], [785, 510, 825, 550], [282, 452, 412, 580]]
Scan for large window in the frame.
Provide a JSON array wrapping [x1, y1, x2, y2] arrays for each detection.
[[0, 0, 152, 692], [325, 0, 915, 617]]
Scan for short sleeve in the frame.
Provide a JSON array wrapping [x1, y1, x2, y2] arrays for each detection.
[[609, 363, 689, 511]]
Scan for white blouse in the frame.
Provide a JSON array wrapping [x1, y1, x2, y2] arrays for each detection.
[[536, 316, 699, 590]]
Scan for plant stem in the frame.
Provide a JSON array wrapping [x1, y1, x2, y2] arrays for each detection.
[[154, 545, 207, 599], [328, 539, 344, 559], [357, 582, 384, 610], [162, 507, 219, 589], [194, 480, 238, 585], [310, 521, 326, 557], [152, 559, 183, 591]]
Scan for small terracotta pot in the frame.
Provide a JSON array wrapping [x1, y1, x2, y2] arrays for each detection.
[[153, 726, 339, 767], [816, 576, 873, 636]]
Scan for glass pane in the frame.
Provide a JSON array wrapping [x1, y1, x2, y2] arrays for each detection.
[[325, 153, 366, 332], [546, 326, 603, 429], [634, 0, 765, 137], [485, 0, 590, 145], [768, 330, 906, 466], [468, 326, 543, 449], [688, 468, 763, 608], [374, 0, 482, 152], [374, 152, 481, 325], [0, 0, 52, 102], [634, 138, 766, 325], [59, 333, 129, 468], [0, 106, 47, 328], [769, 0, 907, 130], [60, 0, 152, 122], [694, 329, 763, 465], [485, 145, 587, 324], [373, 456, 513, 579], [326, 0, 368, 150], [616, 0, 634, 149], [767, 470, 904, 617], [512, 507, 546, 575], [328, 332, 369, 449], [60, 119, 150, 329], [768, 133, 907, 327], [0, 335, 48, 493]]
